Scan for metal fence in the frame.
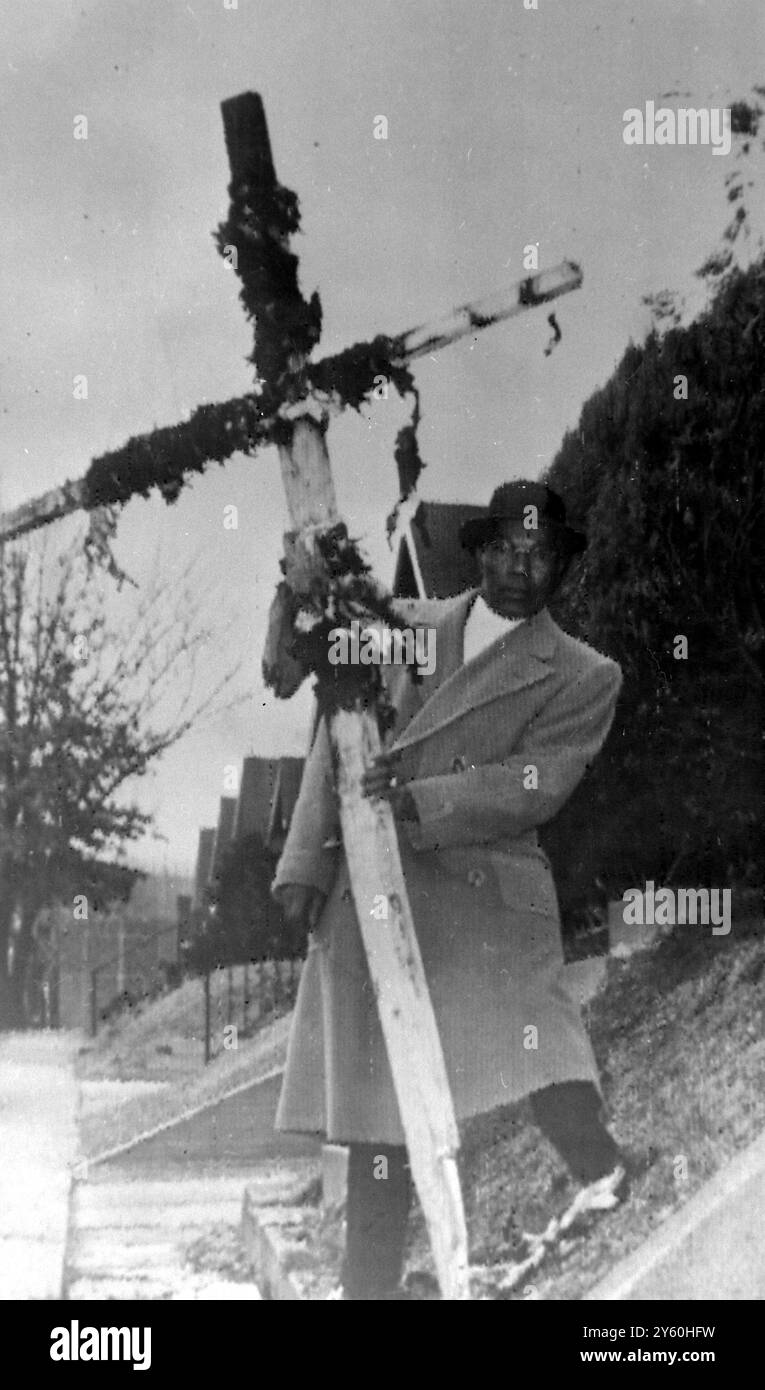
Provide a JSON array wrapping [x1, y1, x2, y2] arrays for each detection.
[[202, 958, 303, 1063], [86, 931, 303, 1061]]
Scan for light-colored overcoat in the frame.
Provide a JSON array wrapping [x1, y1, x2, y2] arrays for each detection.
[[272, 591, 622, 1145]]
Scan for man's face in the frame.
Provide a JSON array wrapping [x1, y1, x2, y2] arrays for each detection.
[[478, 519, 564, 619]]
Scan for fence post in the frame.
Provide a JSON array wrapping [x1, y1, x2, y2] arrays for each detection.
[[243, 961, 249, 1035], [227, 962, 234, 1025], [204, 970, 211, 1064], [90, 969, 98, 1037]]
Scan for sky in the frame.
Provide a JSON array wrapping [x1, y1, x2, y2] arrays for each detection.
[[0, 0, 762, 873]]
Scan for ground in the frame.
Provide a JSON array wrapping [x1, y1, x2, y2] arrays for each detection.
[[72, 915, 764, 1298], [403, 915, 765, 1298]]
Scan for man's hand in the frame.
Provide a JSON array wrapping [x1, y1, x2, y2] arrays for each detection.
[[278, 884, 327, 934], [361, 751, 419, 821]]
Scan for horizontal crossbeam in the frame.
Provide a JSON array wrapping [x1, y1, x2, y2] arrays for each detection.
[[392, 259, 582, 365], [0, 261, 582, 545]]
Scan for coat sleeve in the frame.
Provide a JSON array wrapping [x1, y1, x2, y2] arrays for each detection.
[[271, 714, 341, 898], [404, 658, 622, 851]]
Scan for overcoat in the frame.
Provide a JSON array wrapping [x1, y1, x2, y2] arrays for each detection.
[[272, 591, 622, 1146]]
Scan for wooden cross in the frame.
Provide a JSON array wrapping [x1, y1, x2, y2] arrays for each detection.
[[0, 93, 582, 1299]]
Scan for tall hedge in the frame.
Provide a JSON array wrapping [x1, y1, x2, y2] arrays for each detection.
[[542, 257, 765, 930]]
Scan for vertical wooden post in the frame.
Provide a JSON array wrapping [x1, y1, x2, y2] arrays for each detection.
[[222, 92, 469, 1298], [203, 970, 211, 1064], [277, 416, 470, 1300]]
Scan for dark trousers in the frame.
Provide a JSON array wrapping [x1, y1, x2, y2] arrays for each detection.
[[342, 1081, 621, 1299]]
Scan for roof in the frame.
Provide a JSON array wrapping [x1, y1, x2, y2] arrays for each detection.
[[393, 500, 484, 599]]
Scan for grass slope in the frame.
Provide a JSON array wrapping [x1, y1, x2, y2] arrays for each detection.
[[76, 967, 294, 1160], [78, 963, 295, 1085], [407, 917, 765, 1298]]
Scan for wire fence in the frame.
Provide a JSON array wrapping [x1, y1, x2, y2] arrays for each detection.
[[83, 919, 303, 1063], [202, 958, 303, 1063]]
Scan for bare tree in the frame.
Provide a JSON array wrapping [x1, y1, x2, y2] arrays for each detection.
[[0, 531, 238, 1028]]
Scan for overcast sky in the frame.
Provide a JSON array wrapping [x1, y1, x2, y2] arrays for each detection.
[[1, 0, 761, 872]]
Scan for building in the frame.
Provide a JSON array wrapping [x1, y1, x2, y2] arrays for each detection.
[[393, 499, 483, 599], [208, 796, 238, 895], [185, 755, 306, 962]]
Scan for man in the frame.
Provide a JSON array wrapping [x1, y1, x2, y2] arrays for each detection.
[[272, 480, 625, 1300]]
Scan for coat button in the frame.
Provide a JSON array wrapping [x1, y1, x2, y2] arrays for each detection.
[[452, 755, 467, 773], [467, 869, 485, 889]]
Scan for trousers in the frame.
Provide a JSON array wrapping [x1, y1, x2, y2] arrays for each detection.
[[341, 1080, 621, 1299]]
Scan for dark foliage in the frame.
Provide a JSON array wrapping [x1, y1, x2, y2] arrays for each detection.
[[287, 524, 425, 729], [541, 258, 765, 932], [83, 393, 275, 511]]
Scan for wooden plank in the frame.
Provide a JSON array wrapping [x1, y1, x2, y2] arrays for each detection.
[[276, 414, 339, 530], [390, 260, 583, 366], [279, 414, 470, 1300], [332, 707, 470, 1300]]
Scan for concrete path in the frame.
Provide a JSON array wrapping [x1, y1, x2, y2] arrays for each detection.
[[97, 1070, 319, 1168], [65, 1167, 272, 1300], [0, 1031, 80, 1299], [586, 1126, 765, 1300], [66, 1066, 320, 1299]]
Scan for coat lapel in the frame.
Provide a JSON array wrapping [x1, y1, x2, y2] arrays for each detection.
[[382, 591, 469, 743], [392, 595, 557, 754]]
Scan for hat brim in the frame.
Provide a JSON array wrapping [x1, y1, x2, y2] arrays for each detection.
[[460, 514, 587, 555]]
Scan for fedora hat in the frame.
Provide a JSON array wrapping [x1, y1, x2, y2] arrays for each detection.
[[460, 479, 587, 554]]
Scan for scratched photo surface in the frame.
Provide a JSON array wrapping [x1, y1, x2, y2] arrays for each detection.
[[0, 0, 762, 1314]]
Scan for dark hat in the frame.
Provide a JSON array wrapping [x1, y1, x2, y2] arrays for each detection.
[[459, 480, 587, 555]]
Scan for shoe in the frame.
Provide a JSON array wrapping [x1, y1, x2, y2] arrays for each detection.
[[481, 1163, 629, 1296], [556, 1162, 628, 1233], [516, 1162, 628, 1253]]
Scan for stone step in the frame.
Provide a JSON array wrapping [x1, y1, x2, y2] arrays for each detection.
[[241, 1192, 340, 1300], [66, 1224, 262, 1300], [72, 1202, 243, 1233], [63, 1165, 310, 1300], [68, 1238, 190, 1273], [73, 1176, 253, 1205], [67, 1272, 262, 1301]]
